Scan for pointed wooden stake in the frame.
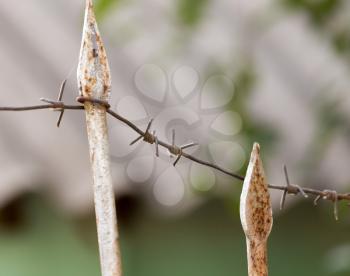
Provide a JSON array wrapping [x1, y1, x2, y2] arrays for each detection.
[[77, 1, 122, 276], [240, 143, 273, 276]]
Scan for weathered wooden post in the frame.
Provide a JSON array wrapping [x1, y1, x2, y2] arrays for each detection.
[[240, 143, 273, 276], [77, 1, 122, 276]]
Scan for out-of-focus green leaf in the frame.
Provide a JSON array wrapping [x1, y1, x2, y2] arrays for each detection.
[[283, 0, 342, 25], [177, 0, 210, 27], [95, 0, 120, 19], [333, 31, 350, 55], [0, 195, 100, 276], [2, 194, 350, 275]]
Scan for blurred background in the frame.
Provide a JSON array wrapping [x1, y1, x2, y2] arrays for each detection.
[[0, 0, 350, 275]]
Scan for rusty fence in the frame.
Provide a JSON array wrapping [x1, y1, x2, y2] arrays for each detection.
[[0, 1, 350, 276]]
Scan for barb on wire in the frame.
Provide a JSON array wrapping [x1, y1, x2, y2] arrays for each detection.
[[168, 129, 181, 165], [129, 119, 156, 145], [314, 194, 322, 206], [1, 97, 350, 219], [167, 129, 198, 166], [314, 190, 339, 220], [0, 101, 83, 112], [154, 131, 159, 157], [270, 183, 350, 220], [323, 190, 339, 221], [128, 119, 161, 157], [277, 166, 341, 220], [280, 165, 308, 210], [56, 79, 67, 127]]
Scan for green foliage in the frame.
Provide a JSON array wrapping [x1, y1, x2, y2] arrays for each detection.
[[0, 195, 100, 276], [177, 0, 210, 27], [283, 0, 342, 25], [2, 196, 350, 276], [95, 0, 120, 19], [333, 31, 350, 55]]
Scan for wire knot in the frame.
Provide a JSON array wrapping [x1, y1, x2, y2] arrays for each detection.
[[143, 131, 156, 144], [280, 165, 308, 210], [168, 129, 198, 166], [285, 184, 302, 195], [323, 190, 338, 202], [129, 119, 160, 156], [169, 145, 182, 156]]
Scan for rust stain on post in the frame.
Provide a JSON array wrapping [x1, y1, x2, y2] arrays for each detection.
[[240, 143, 273, 276], [78, 0, 111, 100], [77, 1, 122, 276]]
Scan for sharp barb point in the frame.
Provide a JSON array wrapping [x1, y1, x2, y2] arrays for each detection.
[[130, 135, 143, 146], [283, 165, 291, 186], [40, 98, 50, 104], [172, 129, 175, 146], [56, 79, 68, 126], [297, 186, 308, 198], [332, 191, 339, 221], [155, 135, 159, 157], [334, 202, 339, 221], [181, 142, 198, 150], [58, 79, 67, 101], [173, 155, 181, 166], [280, 190, 288, 210], [145, 119, 154, 133], [56, 110, 65, 127], [314, 195, 321, 206]]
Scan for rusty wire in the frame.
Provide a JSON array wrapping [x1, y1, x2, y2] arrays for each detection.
[[1, 96, 350, 219]]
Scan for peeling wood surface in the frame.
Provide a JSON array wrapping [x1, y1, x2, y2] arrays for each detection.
[[78, 1, 122, 276], [240, 143, 273, 276]]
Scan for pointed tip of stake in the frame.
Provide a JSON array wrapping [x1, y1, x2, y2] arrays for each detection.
[[240, 142, 273, 242], [252, 142, 260, 155], [77, 0, 111, 101]]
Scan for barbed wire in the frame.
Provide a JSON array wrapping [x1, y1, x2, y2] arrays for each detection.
[[1, 88, 349, 220]]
